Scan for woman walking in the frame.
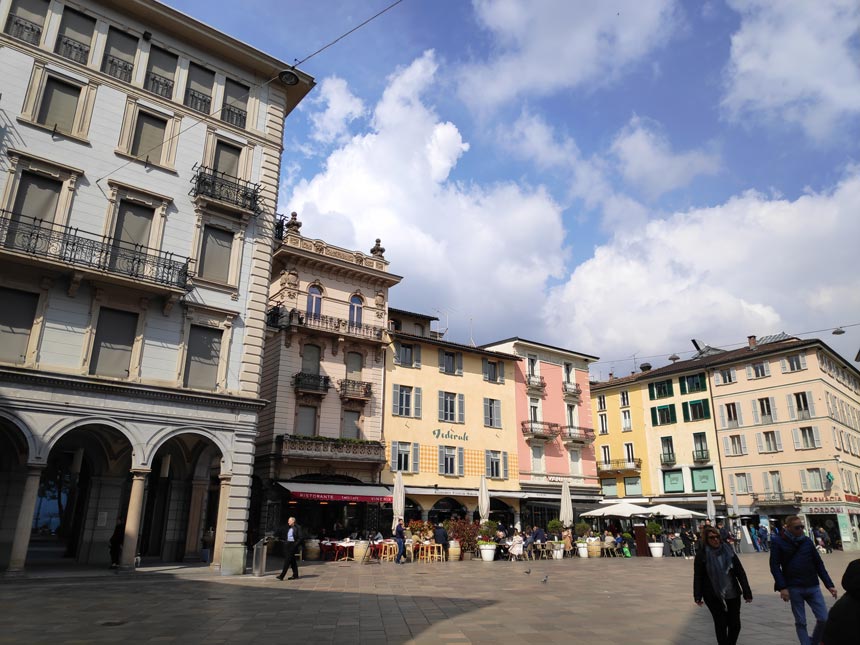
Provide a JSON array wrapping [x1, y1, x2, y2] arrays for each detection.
[[694, 525, 753, 645]]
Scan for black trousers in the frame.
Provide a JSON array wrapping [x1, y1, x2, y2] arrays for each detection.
[[704, 595, 742, 645], [280, 542, 300, 578]]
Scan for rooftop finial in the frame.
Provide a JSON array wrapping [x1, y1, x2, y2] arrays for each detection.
[[285, 212, 302, 235], [370, 238, 385, 259]]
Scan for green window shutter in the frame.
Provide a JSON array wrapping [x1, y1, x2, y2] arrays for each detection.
[[648, 383, 655, 400], [502, 452, 509, 479], [699, 373, 707, 391], [457, 446, 464, 476], [392, 384, 400, 415], [482, 358, 489, 381], [667, 381, 674, 396], [412, 443, 420, 473], [438, 390, 445, 422], [669, 405, 677, 424], [682, 402, 690, 422], [650, 407, 658, 426], [679, 377, 687, 395], [438, 445, 445, 474], [391, 441, 399, 470], [457, 393, 465, 424], [414, 387, 422, 418], [702, 399, 710, 419]]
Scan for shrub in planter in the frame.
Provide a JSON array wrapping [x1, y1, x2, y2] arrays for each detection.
[[445, 518, 479, 556], [547, 519, 564, 537], [480, 519, 499, 539], [574, 521, 592, 538], [646, 521, 664, 542]]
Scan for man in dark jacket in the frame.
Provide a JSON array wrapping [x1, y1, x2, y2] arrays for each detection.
[[394, 518, 406, 564], [276, 517, 303, 580], [433, 523, 449, 561], [770, 515, 837, 645], [822, 558, 860, 644]]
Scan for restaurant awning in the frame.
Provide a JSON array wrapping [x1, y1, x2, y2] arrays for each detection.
[[278, 482, 392, 503]]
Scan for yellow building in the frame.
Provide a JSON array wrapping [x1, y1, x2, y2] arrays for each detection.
[[383, 309, 522, 528]]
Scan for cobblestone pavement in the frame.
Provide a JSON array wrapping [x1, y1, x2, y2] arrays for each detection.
[[1, 550, 856, 644]]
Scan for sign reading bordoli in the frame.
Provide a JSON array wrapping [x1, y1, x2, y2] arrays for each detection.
[[433, 428, 469, 441]]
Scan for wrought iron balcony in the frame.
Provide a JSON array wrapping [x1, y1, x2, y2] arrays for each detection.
[[751, 491, 803, 507], [560, 425, 595, 444], [190, 166, 260, 212], [184, 87, 211, 114], [282, 436, 386, 463], [5, 14, 41, 45], [521, 420, 560, 440], [692, 449, 711, 462], [102, 55, 133, 82], [660, 452, 676, 466], [338, 378, 372, 401], [562, 381, 582, 398], [526, 374, 546, 391], [597, 459, 642, 473], [56, 35, 89, 64], [267, 306, 386, 342], [220, 104, 247, 128], [145, 71, 174, 99], [292, 372, 331, 394], [0, 211, 190, 291]]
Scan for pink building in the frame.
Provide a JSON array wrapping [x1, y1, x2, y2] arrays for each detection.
[[482, 338, 601, 527]]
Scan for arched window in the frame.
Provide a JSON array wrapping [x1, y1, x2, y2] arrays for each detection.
[[349, 295, 363, 328], [306, 285, 322, 320]]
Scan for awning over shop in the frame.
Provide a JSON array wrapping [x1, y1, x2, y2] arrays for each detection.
[[404, 486, 526, 498], [278, 482, 392, 503]]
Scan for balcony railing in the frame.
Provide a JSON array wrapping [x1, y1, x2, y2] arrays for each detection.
[[184, 87, 211, 114], [797, 409, 811, 420], [692, 449, 711, 462], [5, 14, 42, 45], [102, 55, 133, 82], [190, 166, 260, 212], [760, 414, 773, 424], [267, 306, 386, 342], [338, 378, 372, 400], [56, 35, 90, 64], [0, 211, 190, 290], [282, 436, 386, 463], [597, 459, 642, 472], [526, 374, 546, 390], [220, 104, 247, 128], [560, 425, 595, 444], [292, 372, 331, 393], [145, 71, 174, 99], [751, 491, 802, 507], [660, 452, 676, 465], [521, 420, 560, 439], [562, 381, 582, 397]]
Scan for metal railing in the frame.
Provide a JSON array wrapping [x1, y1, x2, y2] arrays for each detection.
[[184, 87, 211, 114], [660, 452, 676, 465], [56, 35, 89, 64], [520, 420, 560, 437], [292, 372, 331, 393], [267, 306, 386, 341], [0, 211, 189, 289], [145, 71, 174, 98], [562, 381, 582, 396], [190, 166, 259, 212], [560, 425, 595, 443], [597, 459, 642, 472], [220, 103, 247, 128], [751, 491, 802, 507], [526, 374, 546, 389], [102, 55, 133, 82], [797, 409, 811, 420], [338, 379, 373, 400], [692, 449, 711, 462], [5, 14, 41, 45]]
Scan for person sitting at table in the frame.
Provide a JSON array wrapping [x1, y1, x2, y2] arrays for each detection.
[[433, 523, 449, 561], [532, 525, 547, 544], [372, 530, 384, 542], [509, 531, 524, 561]]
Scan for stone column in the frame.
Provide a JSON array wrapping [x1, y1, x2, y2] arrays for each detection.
[[420, 509, 429, 522], [183, 479, 208, 561], [514, 511, 522, 531], [6, 466, 44, 573], [210, 475, 230, 569], [120, 471, 148, 570]]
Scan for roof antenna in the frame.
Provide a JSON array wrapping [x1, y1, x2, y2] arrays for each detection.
[[469, 317, 476, 347]]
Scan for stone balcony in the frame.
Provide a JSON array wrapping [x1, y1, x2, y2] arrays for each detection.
[[562, 381, 582, 401], [597, 459, 642, 473], [521, 420, 559, 443], [560, 425, 594, 445], [751, 491, 803, 507]]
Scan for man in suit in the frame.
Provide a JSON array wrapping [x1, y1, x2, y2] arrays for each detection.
[[277, 516, 303, 580]]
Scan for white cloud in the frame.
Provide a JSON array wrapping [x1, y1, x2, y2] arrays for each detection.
[[288, 51, 567, 339], [611, 116, 721, 199], [544, 169, 860, 371], [308, 76, 366, 144], [458, 0, 680, 110], [722, 0, 860, 141]]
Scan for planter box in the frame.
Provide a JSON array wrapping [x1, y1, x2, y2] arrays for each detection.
[[648, 543, 663, 558], [478, 545, 496, 562], [576, 545, 588, 558], [551, 545, 564, 560]]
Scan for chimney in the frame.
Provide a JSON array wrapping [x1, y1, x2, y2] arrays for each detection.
[[640, 362, 652, 372], [748, 335, 757, 350]]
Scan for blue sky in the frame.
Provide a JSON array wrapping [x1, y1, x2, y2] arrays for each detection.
[[165, 0, 860, 376]]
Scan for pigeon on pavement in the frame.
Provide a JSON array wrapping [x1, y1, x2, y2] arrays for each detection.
[[541, 576, 548, 584], [524, 569, 531, 575]]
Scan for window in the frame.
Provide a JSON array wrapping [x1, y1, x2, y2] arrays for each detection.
[[531, 444, 544, 473], [621, 409, 632, 431], [758, 430, 783, 453], [20, 62, 97, 140], [89, 307, 138, 378], [222, 79, 249, 128], [129, 112, 167, 162], [651, 404, 677, 426], [764, 470, 783, 493], [749, 361, 770, 379], [54, 7, 95, 65], [349, 295, 363, 328], [306, 285, 322, 320], [756, 397, 775, 424], [790, 391, 814, 421], [649, 379, 673, 400], [801, 468, 825, 491], [345, 351, 363, 380], [185, 62, 214, 114], [145, 46, 177, 98], [722, 402, 742, 429], [4, 0, 48, 45], [601, 445, 610, 464], [341, 410, 360, 439], [391, 441, 419, 473], [794, 426, 820, 450], [438, 391, 464, 423], [620, 390, 629, 407], [7, 170, 61, 249], [733, 473, 751, 494], [483, 398, 502, 428], [691, 467, 716, 492], [482, 358, 504, 383], [564, 362, 574, 383], [301, 344, 320, 375], [182, 325, 222, 390], [529, 398, 540, 422], [601, 478, 618, 496], [295, 405, 316, 437], [663, 470, 684, 493], [597, 395, 606, 411], [197, 225, 234, 284], [569, 449, 582, 475], [394, 341, 420, 368], [527, 354, 538, 376], [115, 98, 181, 169], [598, 414, 608, 434], [109, 200, 154, 271], [682, 399, 711, 422], [485, 450, 508, 479], [680, 373, 707, 394], [782, 353, 807, 373], [566, 404, 577, 427], [726, 434, 747, 456], [392, 384, 421, 418], [438, 350, 462, 375], [213, 140, 242, 177], [414, 323, 424, 336], [624, 443, 635, 463], [0, 287, 39, 364], [717, 368, 736, 385], [438, 445, 462, 476], [624, 476, 642, 496], [101, 27, 137, 82], [660, 436, 675, 461], [37, 77, 80, 135]]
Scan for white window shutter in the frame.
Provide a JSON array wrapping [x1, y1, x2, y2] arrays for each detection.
[[780, 358, 788, 373], [787, 394, 796, 420], [458, 393, 465, 424], [770, 397, 778, 422], [719, 405, 726, 429], [730, 368, 736, 382], [457, 446, 464, 476], [414, 387, 422, 418], [763, 472, 771, 493], [729, 476, 735, 493], [412, 443, 420, 473], [799, 353, 807, 369], [752, 401, 760, 425], [737, 406, 744, 426], [746, 365, 753, 379], [502, 451, 509, 479], [746, 472, 753, 492], [438, 390, 445, 422], [483, 398, 491, 426], [392, 384, 400, 415], [756, 432, 763, 452], [484, 450, 491, 477], [775, 431, 783, 451], [807, 392, 816, 416], [499, 361, 505, 383], [800, 470, 808, 491], [393, 341, 401, 365], [493, 399, 501, 427], [438, 349, 445, 371], [813, 426, 821, 448], [764, 362, 771, 376], [438, 445, 445, 474], [456, 352, 463, 375], [833, 427, 841, 451], [792, 428, 801, 450], [723, 436, 731, 457], [740, 435, 748, 454], [714, 371, 721, 385], [391, 441, 399, 471]]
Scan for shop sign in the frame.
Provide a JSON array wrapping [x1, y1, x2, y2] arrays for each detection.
[[803, 505, 844, 514], [433, 428, 469, 442], [802, 495, 842, 503], [846, 494, 859, 504], [290, 491, 391, 503]]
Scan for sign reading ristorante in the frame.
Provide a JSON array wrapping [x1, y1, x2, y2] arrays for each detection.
[[290, 490, 392, 503]]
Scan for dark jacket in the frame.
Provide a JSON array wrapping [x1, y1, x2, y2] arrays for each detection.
[[770, 530, 834, 590], [433, 526, 449, 547], [532, 528, 547, 543], [395, 524, 405, 540], [284, 523, 303, 546], [693, 546, 753, 604], [823, 559, 860, 645]]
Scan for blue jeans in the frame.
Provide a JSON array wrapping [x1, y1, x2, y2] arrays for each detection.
[[395, 538, 405, 563], [788, 586, 828, 645]]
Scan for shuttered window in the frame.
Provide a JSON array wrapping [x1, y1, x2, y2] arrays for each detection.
[[185, 63, 214, 113], [0, 288, 39, 364], [54, 8, 95, 63], [130, 112, 166, 162], [36, 77, 79, 133], [101, 27, 137, 81], [213, 141, 241, 177], [198, 225, 233, 283], [295, 405, 316, 437], [183, 325, 222, 390], [341, 410, 360, 439], [12, 170, 61, 222], [145, 46, 176, 98], [89, 308, 138, 378]]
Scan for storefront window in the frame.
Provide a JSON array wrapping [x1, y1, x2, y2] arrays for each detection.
[[663, 469, 684, 493]]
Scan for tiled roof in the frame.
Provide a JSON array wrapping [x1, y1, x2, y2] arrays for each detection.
[[388, 307, 439, 321], [481, 337, 600, 362], [391, 331, 521, 361]]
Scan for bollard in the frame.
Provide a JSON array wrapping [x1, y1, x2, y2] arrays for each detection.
[[252, 538, 268, 577]]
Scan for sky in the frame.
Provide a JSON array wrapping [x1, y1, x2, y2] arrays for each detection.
[[164, 0, 860, 377]]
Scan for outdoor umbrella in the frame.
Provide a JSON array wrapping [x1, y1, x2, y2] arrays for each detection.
[[706, 489, 716, 521], [645, 503, 707, 520], [478, 475, 490, 523], [580, 502, 650, 518], [559, 480, 574, 527], [392, 470, 404, 532]]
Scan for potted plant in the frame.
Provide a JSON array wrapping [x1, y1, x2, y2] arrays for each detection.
[[480, 519, 499, 538], [574, 521, 591, 558], [477, 539, 497, 562], [547, 519, 564, 539], [646, 521, 664, 557], [445, 519, 478, 560]]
